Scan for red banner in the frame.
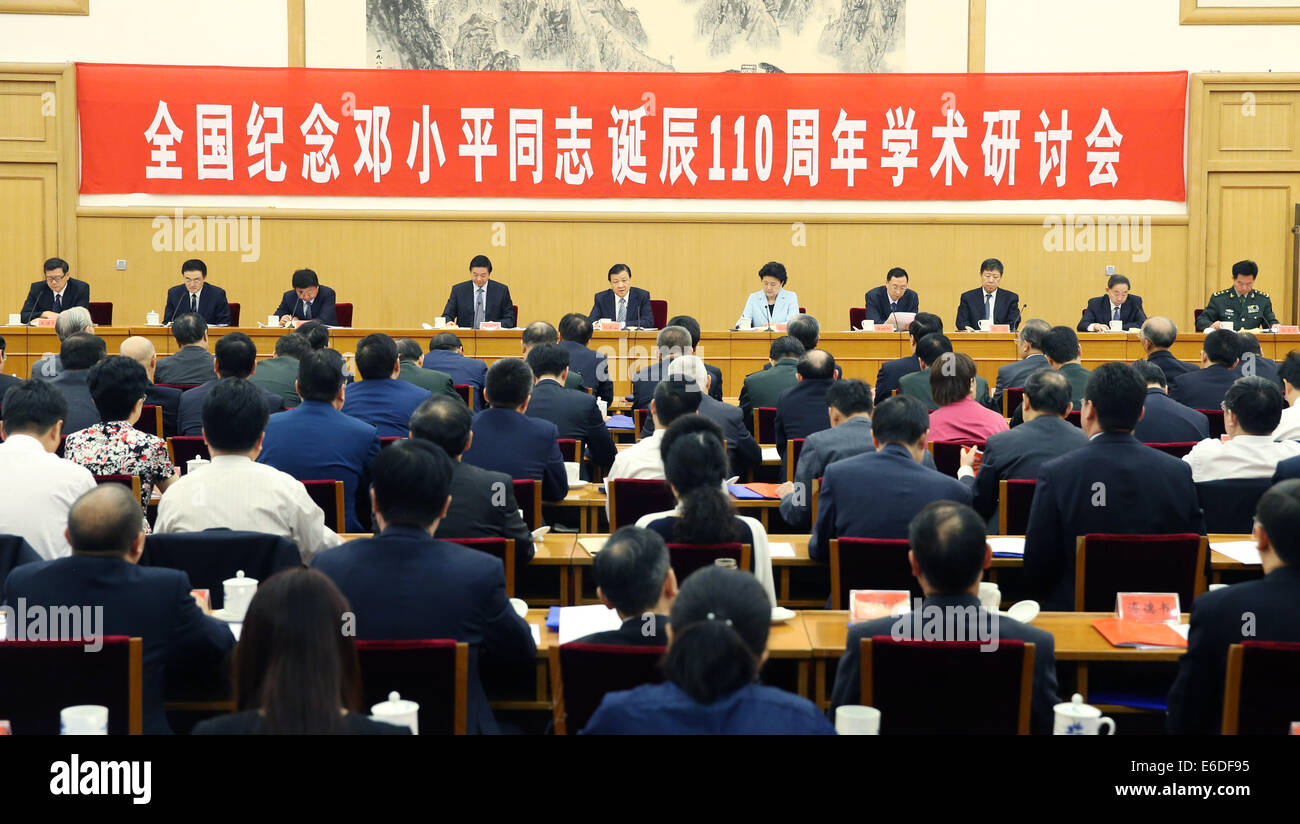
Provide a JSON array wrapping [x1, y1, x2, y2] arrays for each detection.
[[77, 64, 1187, 201]]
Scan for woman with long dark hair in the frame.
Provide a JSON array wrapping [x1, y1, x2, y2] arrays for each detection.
[[193, 568, 408, 735], [581, 566, 832, 734], [635, 415, 776, 604]]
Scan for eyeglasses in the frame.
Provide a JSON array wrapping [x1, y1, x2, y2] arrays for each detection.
[[45, 273, 68, 283]]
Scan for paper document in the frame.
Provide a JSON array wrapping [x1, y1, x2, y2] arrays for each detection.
[[578, 537, 608, 555], [987, 537, 1026, 556], [761, 447, 780, 462], [768, 542, 796, 558], [530, 624, 541, 645], [1210, 541, 1261, 565], [557, 604, 622, 645]]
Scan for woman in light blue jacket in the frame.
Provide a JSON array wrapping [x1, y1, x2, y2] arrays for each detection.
[[737, 261, 799, 328]]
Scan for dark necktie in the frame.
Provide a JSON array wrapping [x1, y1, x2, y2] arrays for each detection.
[[190, 293, 198, 314], [53, 293, 62, 314], [475, 288, 485, 329], [984, 292, 993, 321], [890, 300, 898, 315], [1112, 304, 1120, 322], [303, 301, 311, 319]]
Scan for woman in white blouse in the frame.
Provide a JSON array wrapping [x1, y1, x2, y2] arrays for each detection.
[[737, 261, 799, 330]]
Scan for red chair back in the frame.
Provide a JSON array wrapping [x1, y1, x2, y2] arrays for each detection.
[[168, 436, 211, 473], [88, 301, 113, 325], [355, 640, 469, 735], [301, 479, 345, 533], [649, 299, 667, 330], [787, 437, 806, 482], [0, 637, 142, 734], [861, 637, 1033, 734], [630, 408, 648, 441], [998, 479, 1037, 535], [830, 537, 920, 609], [227, 302, 241, 326], [452, 384, 473, 410], [156, 383, 201, 391], [445, 537, 516, 596], [753, 407, 777, 443], [1146, 441, 1197, 458], [549, 643, 665, 734], [1065, 410, 1081, 427], [1223, 641, 1300, 734], [665, 542, 749, 584], [512, 480, 542, 530], [1196, 477, 1273, 533], [1075, 533, 1207, 611], [1197, 409, 1227, 439], [557, 438, 582, 463], [512, 304, 520, 325], [141, 530, 301, 608], [134, 404, 163, 437], [929, 440, 979, 478], [848, 307, 867, 330], [334, 302, 353, 327], [379, 436, 402, 449], [55, 434, 66, 459], [607, 478, 676, 529], [94, 474, 142, 503], [1003, 386, 1024, 418]]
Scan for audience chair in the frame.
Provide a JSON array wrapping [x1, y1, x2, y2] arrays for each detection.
[[753, 407, 778, 444], [607, 478, 676, 530], [649, 300, 667, 330], [0, 534, 40, 584], [829, 537, 922, 609], [355, 640, 469, 735], [334, 303, 353, 327], [133, 404, 163, 438], [168, 436, 211, 473], [140, 529, 301, 608], [301, 479, 345, 533], [786, 438, 806, 483], [227, 302, 241, 326], [0, 637, 142, 734], [1074, 534, 1207, 612], [1197, 409, 1227, 439], [1196, 478, 1274, 534], [557, 438, 583, 464], [665, 542, 750, 585], [513, 479, 542, 530], [452, 384, 473, 410], [445, 537, 516, 597], [93, 474, 142, 502], [998, 479, 1037, 535], [88, 301, 113, 325], [1221, 641, 1300, 735], [848, 307, 867, 330], [1003, 387, 1024, 418], [549, 643, 666, 735], [928, 440, 979, 478], [1146, 442, 1197, 459]]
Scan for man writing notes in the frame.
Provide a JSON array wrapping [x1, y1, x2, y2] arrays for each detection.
[[443, 254, 516, 329], [163, 258, 231, 326], [1195, 259, 1277, 331], [864, 267, 919, 325], [274, 268, 337, 327], [1078, 274, 1146, 332], [589, 263, 654, 329], [955, 258, 1020, 332]]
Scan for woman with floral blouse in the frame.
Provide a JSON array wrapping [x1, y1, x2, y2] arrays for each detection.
[[64, 355, 176, 528]]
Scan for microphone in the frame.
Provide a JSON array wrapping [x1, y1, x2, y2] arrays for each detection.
[[296, 296, 303, 321]]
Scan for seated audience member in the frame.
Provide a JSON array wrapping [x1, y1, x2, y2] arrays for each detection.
[[774, 349, 836, 461], [777, 379, 875, 530], [1183, 377, 1300, 481], [441, 254, 516, 329], [1235, 331, 1280, 387], [312, 439, 535, 734], [274, 268, 338, 326], [462, 358, 567, 503], [589, 263, 654, 329], [606, 376, 702, 487], [120, 336, 182, 438], [64, 356, 176, 518], [30, 306, 93, 380], [786, 315, 843, 379], [3, 484, 233, 734], [521, 320, 584, 390], [156, 378, 341, 560], [629, 325, 696, 411], [1275, 454, 1300, 483], [829, 501, 1060, 733], [1023, 363, 1204, 611], [559, 313, 614, 405], [666, 315, 724, 401], [163, 258, 231, 326], [341, 333, 434, 438], [154, 313, 216, 385], [653, 355, 760, 478], [1166, 479, 1300, 734], [1008, 325, 1090, 426], [250, 332, 311, 408], [422, 331, 488, 409], [899, 334, 991, 411], [1131, 359, 1211, 444], [578, 526, 676, 645], [524, 343, 617, 470], [958, 368, 1086, 525], [0, 337, 17, 398], [581, 566, 833, 735], [1274, 351, 1300, 440], [410, 397, 534, 564], [811, 396, 971, 563], [988, 318, 1050, 413], [395, 337, 458, 400], [927, 351, 1008, 443], [1138, 316, 1197, 391], [258, 350, 381, 532], [864, 266, 920, 324], [636, 415, 776, 605], [20, 257, 90, 324], [874, 312, 943, 405], [1078, 273, 1146, 332], [295, 319, 331, 351], [738, 335, 806, 428], [179, 332, 284, 436], [48, 332, 106, 434], [1171, 328, 1242, 410], [0, 380, 96, 559], [193, 568, 407, 735]]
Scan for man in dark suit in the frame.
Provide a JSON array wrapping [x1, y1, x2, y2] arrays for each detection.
[[987, 318, 1051, 414], [339, 333, 435, 438], [955, 258, 1020, 332], [443, 254, 515, 329], [786, 314, 843, 380], [1166, 479, 1300, 733], [666, 315, 724, 401], [588, 263, 655, 329], [273, 268, 337, 326], [1137, 316, 1197, 392], [559, 313, 614, 405], [311, 439, 535, 735], [1009, 326, 1090, 426], [2, 484, 234, 734], [1077, 274, 1146, 332], [774, 350, 835, 462], [738, 335, 806, 432], [642, 355, 760, 478], [20, 258, 90, 324], [524, 343, 617, 470], [577, 527, 676, 645], [248, 332, 309, 409], [395, 337, 459, 400], [1023, 363, 1205, 611], [829, 501, 1059, 734], [629, 325, 697, 411], [864, 266, 920, 324], [874, 312, 943, 406], [811, 395, 971, 562], [958, 369, 1087, 526], [1132, 360, 1210, 444], [778, 379, 875, 530], [179, 333, 284, 436], [119, 336, 183, 438], [1171, 328, 1242, 411], [154, 314, 216, 385], [462, 357, 567, 503], [1235, 331, 1281, 387], [422, 331, 488, 410], [29, 306, 95, 381], [1276, 454, 1300, 482], [48, 333, 106, 435], [899, 334, 991, 411], [162, 258, 231, 326], [410, 396, 534, 565], [521, 321, 584, 391], [0, 336, 22, 399], [258, 350, 381, 532]]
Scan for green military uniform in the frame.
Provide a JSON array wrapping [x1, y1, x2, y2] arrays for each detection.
[[1196, 287, 1277, 331], [398, 359, 460, 401], [739, 357, 800, 431], [899, 368, 991, 412], [565, 370, 585, 391]]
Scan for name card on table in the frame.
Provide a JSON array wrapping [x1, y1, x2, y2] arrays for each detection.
[[595, 320, 625, 331], [32, 318, 55, 327], [849, 590, 912, 623], [1116, 592, 1180, 623], [1278, 326, 1299, 334], [478, 322, 503, 330], [991, 324, 1011, 333]]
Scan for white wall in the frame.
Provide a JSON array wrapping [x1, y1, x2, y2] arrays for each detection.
[[0, 0, 286, 66]]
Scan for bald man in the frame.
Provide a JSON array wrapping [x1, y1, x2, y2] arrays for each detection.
[[1137, 317, 1197, 393], [521, 320, 585, 391], [775, 349, 838, 464], [120, 336, 181, 438]]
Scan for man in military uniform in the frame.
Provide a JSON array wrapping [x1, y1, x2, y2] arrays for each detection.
[[1196, 259, 1278, 331]]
